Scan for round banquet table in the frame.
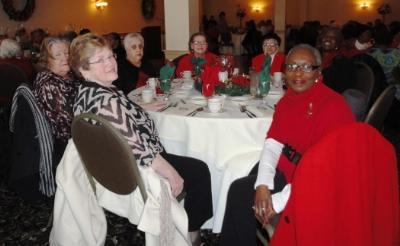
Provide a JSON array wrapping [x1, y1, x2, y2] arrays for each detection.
[[128, 80, 283, 232]]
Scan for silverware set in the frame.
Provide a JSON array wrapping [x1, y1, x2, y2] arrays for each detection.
[[240, 105, 257, 118], [186, 107, 204, 116], [158, 101, 178, 112]]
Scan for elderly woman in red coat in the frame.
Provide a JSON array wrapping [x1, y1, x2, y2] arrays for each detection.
[[251, 32, 285, 76], [175, 32, 218, 78], [219, 44, 355, 246]]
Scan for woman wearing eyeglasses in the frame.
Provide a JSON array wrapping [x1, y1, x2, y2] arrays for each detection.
[[33, 36, 77, 163], [175, 32, 218, 78], [69, 33, 212, 245], [219, 44, 355, 246], [251, 32, 285, 75], [112, 32, 158, 95]]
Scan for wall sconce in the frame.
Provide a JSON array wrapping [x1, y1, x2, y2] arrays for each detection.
[[360, 2, 369, 9], [252, 6, 261, 13], [95, 0, 108, 10]]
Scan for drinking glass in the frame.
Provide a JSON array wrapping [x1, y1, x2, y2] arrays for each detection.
[[250, 70, 262, 98], [160, 79, 171, 94]]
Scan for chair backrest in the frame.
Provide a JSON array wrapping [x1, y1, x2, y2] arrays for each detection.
[[0, 63, 28, 106], [364, 85, 396, 131], [353, 61, 375, 108], [71, 113, 147, 200], [8, 84, 55, 201], [352, 54, 387, 108]]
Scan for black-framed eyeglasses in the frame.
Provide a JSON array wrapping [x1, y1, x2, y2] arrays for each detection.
[[285, 63, 320, 73], [88, 54, 117, 65]]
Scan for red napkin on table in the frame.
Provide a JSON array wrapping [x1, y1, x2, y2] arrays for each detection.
[[200, 65, 220, 96]]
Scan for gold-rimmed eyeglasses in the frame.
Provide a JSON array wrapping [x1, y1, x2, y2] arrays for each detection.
[[88, 53, 117, 65]]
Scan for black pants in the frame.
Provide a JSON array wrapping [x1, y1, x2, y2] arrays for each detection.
[[219, 164, 287, 246], [161, 151, 213, 231]]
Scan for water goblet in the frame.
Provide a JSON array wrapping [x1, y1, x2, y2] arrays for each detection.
[[160, 79, 171, 100]]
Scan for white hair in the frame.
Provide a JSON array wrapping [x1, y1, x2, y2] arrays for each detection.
[[123, 32, 144, 50], [0, 38, 22, 58]]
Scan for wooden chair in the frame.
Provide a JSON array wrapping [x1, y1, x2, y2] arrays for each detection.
[[364, 85, 396, 132]]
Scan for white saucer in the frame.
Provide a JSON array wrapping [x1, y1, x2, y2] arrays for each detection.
[[204, 108, 226, 114], [174, 90, 190, 99], [190, 96, 207, 106], [230, 95, 251, 105]]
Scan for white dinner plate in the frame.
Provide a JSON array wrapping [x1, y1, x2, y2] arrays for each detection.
[[230, 95, 251, 105], [174, 90, 191, 99]]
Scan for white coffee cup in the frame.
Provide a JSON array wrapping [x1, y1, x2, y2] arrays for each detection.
[[218, 71, 228, 82], [232, 68, 239, 76], [208, 98, 222, 113], [142, 88, 154, 103], [182, 70, 192, 79], [147, 78, 158, 90]]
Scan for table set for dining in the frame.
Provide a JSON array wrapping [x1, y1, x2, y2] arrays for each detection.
[[128, 78, 283, 232]]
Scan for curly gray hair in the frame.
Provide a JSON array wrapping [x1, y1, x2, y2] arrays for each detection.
[[0, 38, 22, 58]]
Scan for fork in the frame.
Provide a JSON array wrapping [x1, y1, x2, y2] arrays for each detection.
[[240, 105, 256, 118]]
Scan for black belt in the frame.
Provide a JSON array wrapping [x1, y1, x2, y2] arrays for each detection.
[[282, 144, 302, 165]]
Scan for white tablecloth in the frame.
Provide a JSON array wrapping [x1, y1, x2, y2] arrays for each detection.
[[128, 83, 282, 232]]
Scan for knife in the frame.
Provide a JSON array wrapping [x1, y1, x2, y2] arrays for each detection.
[[158, 103, 173, 112]]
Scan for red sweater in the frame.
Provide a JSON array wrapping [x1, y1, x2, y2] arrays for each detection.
[[267, 81, 355, 182], [251, 52, 285, 75], [270, 123, 399, 246], [175, 52, 218, 78]]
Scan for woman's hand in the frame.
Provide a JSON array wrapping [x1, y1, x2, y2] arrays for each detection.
[[164, 165, 184, 197], [151, 154, 184, 197], [254, 185, 275, 225]]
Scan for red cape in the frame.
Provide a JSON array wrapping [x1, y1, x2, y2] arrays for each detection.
[[270, 122, 400, 246]]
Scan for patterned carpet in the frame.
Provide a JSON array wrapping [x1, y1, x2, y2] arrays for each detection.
[[0, 185, 220, 245]]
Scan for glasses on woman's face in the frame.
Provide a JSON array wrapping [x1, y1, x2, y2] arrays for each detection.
[[192, 41, 207, 46], [88, 53, 117, 65], [263, 43, 277, 48], [285, 63, 320, 73]]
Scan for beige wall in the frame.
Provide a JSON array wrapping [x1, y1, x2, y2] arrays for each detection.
[[203, 0, 400, 27], [0, 0, 164, 36]]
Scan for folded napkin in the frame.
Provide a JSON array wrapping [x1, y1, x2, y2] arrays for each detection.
[[200, 65, 220, 96], [260, 55, 272, 83], [191, 57, 206, 77], [159, 63, 176, 81]]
